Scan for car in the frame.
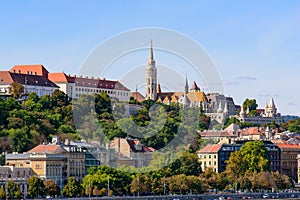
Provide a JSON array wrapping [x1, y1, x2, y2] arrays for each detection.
[[262, 193, 269, 199], [243, 196, 252, 199]]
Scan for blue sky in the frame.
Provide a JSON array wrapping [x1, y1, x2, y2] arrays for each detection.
[[0, 0, 300, 115]]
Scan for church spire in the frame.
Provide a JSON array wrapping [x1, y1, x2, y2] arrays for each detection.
[[185, 75, 189, 94], [148, 39, 154, 64], [145, 40, 157, 100]]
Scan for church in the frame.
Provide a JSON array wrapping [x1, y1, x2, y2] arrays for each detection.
[[144, 40, 239, 120], [145, 40, 210, 111]]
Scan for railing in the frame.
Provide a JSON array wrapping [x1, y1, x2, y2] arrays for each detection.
[[33, 192, 300, 200]]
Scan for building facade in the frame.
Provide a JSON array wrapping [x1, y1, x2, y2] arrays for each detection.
[[277, 143, 300, 182], [198, 140, 281, 173], [0, 65, 59, 98], [238, 97, 283, 125], [110, 137, 155, 168], [48, 73, 130, 101]]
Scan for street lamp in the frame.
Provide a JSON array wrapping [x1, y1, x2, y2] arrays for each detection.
[[107, 176, 110, 197]]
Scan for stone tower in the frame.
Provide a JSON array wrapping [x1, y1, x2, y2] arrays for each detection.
[[145, 40, 157, 100]]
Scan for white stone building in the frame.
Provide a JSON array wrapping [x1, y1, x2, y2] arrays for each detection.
[[48, 72, 130, 101], [0, 65, 59, 98]]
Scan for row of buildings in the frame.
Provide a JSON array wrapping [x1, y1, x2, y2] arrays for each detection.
[[0, 40, 284, 126], [0, 136, 155, 195], [198, 126, 300, 183], [0, 64, 130, 101], [143, 40, 283, 125]]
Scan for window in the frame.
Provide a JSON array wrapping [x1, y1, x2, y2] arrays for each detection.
[[214, 155, 216, 159], [35, 164, 41, 169], [209, 155, 211, 159]]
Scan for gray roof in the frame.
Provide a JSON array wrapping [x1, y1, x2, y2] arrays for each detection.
[[6, 153, 29, 160]]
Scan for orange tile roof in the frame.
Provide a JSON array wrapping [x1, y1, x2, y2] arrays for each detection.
[[130, 92, 145, 102], [10, 64, 49, 77], [48, 72, 68, 83], [198, 144, 221, 153], [276, 143, 300, 149], [0, 71, 58, 88], [27, 144, 66, 154], [239, 127, 264, 136], [0, 71, 13, 84]]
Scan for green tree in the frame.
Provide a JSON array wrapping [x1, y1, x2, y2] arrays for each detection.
[[240, 140, 270, 173], [44, 179, 60, 197], [0, 187, 5, 199], [198, 113, 210, 131], [50, 89, 69, 108], [170, 151, 201, 176], [225, 141, 270, 184], [0, 154, 5, 165], [5, 180, 22, 199], [242, 98, 258, 112], [225, 151, 244, 182], [27, 176, 46, 198], [62, 177, 83, 197], [8, 128, 33, 152], [8, 82, 24, 98], [223, 117, 240, 129], [287, 118, 300, 133]]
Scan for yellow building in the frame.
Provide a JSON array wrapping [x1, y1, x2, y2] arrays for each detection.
[[197, 144, 221, 173], [5, 153, 31, 168], [27, 144, 67, 189]]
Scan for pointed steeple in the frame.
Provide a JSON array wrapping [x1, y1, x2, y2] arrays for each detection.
[[217, 102, 223, 113], [185, 75, 189, 94], [148, 39, 155, 64], [190, 81, 200, 92], [224, 103, 228, 114], [269, 97, 276, 108], [157, 83, 161, 94], [145, 40, 157, 100]]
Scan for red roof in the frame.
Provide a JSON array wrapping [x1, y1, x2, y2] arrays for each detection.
[[276, 143, 300, 149], [48, 72, 75, 83], [27, 144, 66, 154], [198, 144, 221, 153], [0, 71, 58, 88], [0, 71, 13, 84], [130, 92, 145, 102], [10, 64, 49, 78], [239, 127, 264, 136]]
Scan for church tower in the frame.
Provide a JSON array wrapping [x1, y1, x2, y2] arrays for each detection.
[[145, 40, 157, 100]]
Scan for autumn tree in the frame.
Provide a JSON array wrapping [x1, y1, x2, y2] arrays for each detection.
[[44, 179, 60, 197], [8, 82, 24, 98], [130, 174, 151, 195]]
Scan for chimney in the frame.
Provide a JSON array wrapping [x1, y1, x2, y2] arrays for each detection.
[[52, 135, 60, 144]]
